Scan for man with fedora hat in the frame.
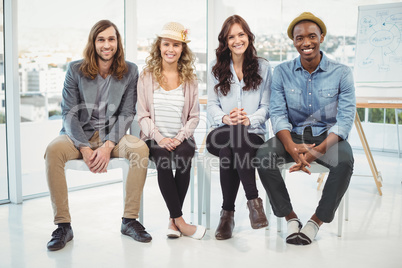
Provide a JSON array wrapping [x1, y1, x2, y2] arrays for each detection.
[[256, 12, 355, 245], [45, 20, 151, 251]]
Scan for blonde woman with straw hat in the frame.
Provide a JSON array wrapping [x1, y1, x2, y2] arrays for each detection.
[[137, 22, 205, 240]]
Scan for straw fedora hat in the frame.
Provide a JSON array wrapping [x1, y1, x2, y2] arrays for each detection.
[[157, 22, 190, 43]]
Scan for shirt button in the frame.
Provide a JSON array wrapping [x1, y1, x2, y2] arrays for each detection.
[[309, 104, 312, 107], [309, 79, 311, 81], [310, 115, 313, 117], [309, 92, 311, 95], [328, 93, 330, 96]]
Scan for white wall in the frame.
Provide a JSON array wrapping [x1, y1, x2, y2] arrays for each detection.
[[349, 122, 402, 154]]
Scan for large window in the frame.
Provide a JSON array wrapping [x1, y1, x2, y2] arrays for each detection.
[[16, 0, 207, 198], [18, 0, 125, 197], [0, 2, 9, 201], [2, 0, 400, 202], [134, 0, 207, 146], [135, 0, 207, 96], [210, 0, 402, 153], [208, 0, 378, 67]]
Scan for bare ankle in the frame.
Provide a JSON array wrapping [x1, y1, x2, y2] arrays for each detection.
[[173, 216, 185, 228], [285, 211, 298, 221], [173, 217, 196, 236], [310, 214, 323, 226], [168, 218, 179, 231]]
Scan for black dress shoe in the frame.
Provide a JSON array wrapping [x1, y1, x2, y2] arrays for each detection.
[[47, 226, 74, 251], [121, 220, 152, 243]]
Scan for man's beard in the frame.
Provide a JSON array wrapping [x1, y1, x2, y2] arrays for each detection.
[[99, 56, 114, 62]]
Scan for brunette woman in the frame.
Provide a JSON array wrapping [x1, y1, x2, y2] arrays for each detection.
[[207, 15, 271, 240]]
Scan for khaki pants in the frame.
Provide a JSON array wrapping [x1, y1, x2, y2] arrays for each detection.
[[44, 132, 149, 224]]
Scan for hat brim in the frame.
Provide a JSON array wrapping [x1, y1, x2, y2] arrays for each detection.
[[287, 13, 326, 40], [156, 34, 191, 43]]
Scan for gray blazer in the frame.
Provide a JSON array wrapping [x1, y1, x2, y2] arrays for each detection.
[[60, 59, 138, 148]]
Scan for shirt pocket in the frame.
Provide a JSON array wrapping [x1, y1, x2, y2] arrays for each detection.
[[319, 88, 339, 109], [284, 87, 302, 110]]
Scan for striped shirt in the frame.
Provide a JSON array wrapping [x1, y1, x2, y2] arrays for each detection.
[[153, 85, 184, 138]]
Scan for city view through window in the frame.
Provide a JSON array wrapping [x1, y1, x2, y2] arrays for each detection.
[[1, 0, 401, 125], [0, 0, 363, 124], [1, 0, 400, 124], [0, 0, 401, 199], [0, 2, 7, 200]]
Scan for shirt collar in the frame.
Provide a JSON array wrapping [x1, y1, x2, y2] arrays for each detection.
[[318, 52, 328, 72], [229, 59, 243, 84], [294, 51, 328, 72]]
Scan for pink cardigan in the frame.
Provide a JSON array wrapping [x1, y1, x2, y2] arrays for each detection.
[[137, 70, 200, 143]]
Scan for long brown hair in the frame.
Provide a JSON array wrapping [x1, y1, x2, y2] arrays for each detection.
[[144, 37, 196, 85], [80, 20, 128, 80], [212, 15, 263, 96]]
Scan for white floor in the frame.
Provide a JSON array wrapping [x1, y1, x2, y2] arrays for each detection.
[[1, 149, 401, 268]]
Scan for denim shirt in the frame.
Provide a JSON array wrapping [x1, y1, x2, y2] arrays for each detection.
[[270, 52, 355, 140], [207, 58, 271, 135]]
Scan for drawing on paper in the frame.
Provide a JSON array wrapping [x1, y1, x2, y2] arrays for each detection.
[[355, 4, 402, 82]]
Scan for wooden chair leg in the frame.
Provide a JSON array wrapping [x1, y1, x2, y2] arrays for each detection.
[[317, 173, 326, 190]]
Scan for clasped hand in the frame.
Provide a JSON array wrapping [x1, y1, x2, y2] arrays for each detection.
[[287, 143, 323, 175], [222, 108, 250, 126], [80, 141, 115, 173], [158, 138, 182, 151]]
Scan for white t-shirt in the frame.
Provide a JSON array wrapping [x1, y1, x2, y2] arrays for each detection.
[[153, 84, 185, 138]]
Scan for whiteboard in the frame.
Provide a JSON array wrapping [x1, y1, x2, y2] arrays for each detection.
[[354, 2, 402, 83]]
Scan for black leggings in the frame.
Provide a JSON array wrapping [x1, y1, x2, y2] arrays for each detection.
[[146, 139, 195, 218], [206, 125, 264, 211]]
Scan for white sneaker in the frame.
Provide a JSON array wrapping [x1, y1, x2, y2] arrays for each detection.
[[299, 220, 320, 245], [286, 218, 302, 245]]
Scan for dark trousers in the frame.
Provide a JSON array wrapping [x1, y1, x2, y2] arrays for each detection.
[[206, 125, 264, 211], [256, 128, 354, 223], [146, 139, 195, 218]]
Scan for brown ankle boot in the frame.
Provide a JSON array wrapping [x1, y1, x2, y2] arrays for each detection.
[[247, 197, 269, 229], [215, 210, 235, 240]]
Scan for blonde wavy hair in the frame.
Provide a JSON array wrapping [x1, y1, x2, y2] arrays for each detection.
[[144, 37, 196, 85]]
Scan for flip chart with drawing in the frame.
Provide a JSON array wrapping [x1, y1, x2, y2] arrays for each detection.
[[354, 2, 402, 83]]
